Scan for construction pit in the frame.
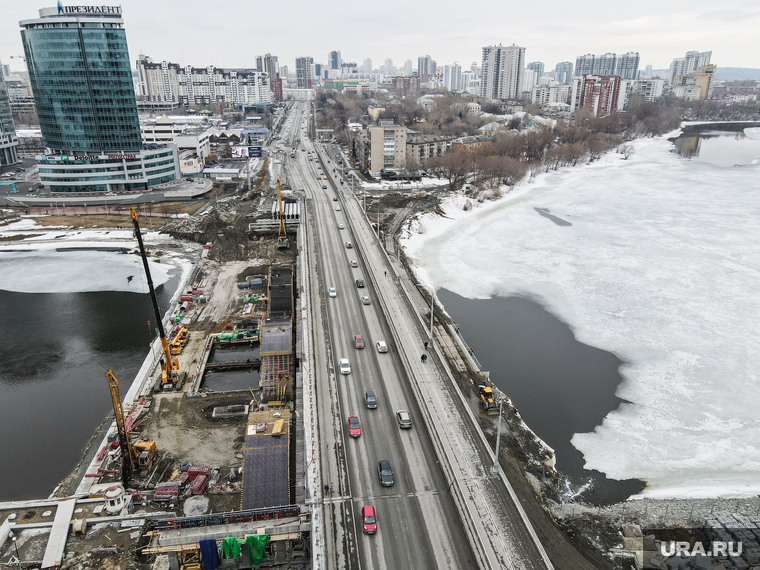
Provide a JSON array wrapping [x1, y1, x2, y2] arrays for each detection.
[[0, 205, 306, 569]]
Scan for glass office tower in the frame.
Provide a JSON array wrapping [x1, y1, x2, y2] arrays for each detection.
[[20, 6, 179, 193], [0, 75, 20, 166]]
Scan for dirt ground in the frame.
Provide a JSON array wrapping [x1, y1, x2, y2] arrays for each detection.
[[139, 392, 249, 469]]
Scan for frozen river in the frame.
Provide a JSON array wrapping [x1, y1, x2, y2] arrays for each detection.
[[0, 226, 188, 500], [403, 125, 760, 499]]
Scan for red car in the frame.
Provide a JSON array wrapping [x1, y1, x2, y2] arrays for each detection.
[[353, 335, 365, 349], [347, 415, 361, 438], [361, 505, 377, 534]]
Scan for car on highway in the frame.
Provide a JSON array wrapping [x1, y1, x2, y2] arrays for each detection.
[[355, 279, 365, 288], [361, 505, 377, 534], [350, 260, 358, 267], [396, 410, 412, 429], [333, 196, 338, 201], [375, 340, 388, 353], [345, 241, 352, 248], [335, 205, 341, 211], [347, 415, 362, 438], [365, 391, 377, 408], [354, 335, 365, 349], [328, 287, 337, 297], [377, 460, 394, 487], [339, 358, 351, 375], [322, 184, 327, 189], [338, 223, 345, 230], [361, 296, 371, 305]]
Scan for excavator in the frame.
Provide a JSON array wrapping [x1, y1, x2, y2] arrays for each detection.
[[130, 207, 179, 390], [276, 177, 288, 249], [105, 369, 157, 485]]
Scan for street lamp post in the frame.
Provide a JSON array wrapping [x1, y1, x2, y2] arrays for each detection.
[[11, 535, 23, 570], [492, 397, 504, 475]]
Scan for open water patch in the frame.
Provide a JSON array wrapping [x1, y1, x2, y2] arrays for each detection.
[[437, 288, 645, 504], [670, 122, 760, 167]]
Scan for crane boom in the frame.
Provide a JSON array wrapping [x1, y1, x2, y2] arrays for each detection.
[[106, 368, 135, 485], [130, 207, 178, 388]]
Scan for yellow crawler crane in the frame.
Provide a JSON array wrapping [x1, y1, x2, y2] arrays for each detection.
[[276, 177, 288, 249], [106, 369, 157, 485], [130, 207, 179, 389]]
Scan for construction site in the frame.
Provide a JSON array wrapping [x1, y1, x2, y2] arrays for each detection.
[[0, 171, 309, 570]]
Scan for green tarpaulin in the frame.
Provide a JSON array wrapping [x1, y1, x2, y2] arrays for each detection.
[[245, 534, 270, 565], [221, 536, 240, 559]]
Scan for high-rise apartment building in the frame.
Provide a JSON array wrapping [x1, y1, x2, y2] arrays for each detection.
[[481, 44, 525, 100], [575, 52, 638, 79], [295, 57, 313, 89], [417, 55, 434, 81], [668, 51, 711, 84], [0, 74, 20, 166], [616, 52, 640, 80], [136, 56, 273, 107], [328, 51, 342, 70], [555, 62, 574, 83], [384, 59, 394, 76], [527, 61, 545, 81], [443, 63, 462, 91], [20, 5, 179, 193], [571, 74, 623, 117], [363, 58, 372, 75]]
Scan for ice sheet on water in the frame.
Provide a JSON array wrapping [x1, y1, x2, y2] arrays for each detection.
[[745, 127, 760, 142], [403, 135, 760, 498], [0, 249, 174, 293]]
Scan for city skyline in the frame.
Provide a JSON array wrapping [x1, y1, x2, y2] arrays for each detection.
[[1, 0, 759, 74]]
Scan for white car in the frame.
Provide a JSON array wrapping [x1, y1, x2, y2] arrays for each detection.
[[339, 358, 351, 375], [328, 287, 337, 297], [338, 223, 345, 230], [376, 340, 388, 353], [361, 296, 371, 305], [350, 260, 358, 268]]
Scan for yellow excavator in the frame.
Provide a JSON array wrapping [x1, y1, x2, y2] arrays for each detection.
[[130, 207, 179, 390], [106, 369, 157, 485], [276, 177, 288, 249]]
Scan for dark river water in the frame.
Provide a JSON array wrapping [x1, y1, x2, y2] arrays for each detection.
[[670, 122, 760, 166], [0, 275, 178, 501], [437, 289, 645, 505]]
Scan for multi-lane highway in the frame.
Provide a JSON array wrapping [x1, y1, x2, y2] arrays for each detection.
[[277, 101, 555, 570], [279, 102, 476, 568]]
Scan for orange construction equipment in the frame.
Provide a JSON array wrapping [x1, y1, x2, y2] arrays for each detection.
[[130, 207, 179, 389]]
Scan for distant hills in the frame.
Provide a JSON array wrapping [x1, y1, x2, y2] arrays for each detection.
[[714, 67, 760, 81]]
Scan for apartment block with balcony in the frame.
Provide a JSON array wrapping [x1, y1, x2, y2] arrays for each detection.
[[368, 121, 406, 177], [406, 134, 455, 165]]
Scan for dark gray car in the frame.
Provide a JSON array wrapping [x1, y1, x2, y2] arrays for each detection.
[[377, 460, 394, 487], [365, 390, 377, 409]]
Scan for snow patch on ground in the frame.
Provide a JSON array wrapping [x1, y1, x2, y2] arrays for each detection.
[[402, 135, 760, 498]]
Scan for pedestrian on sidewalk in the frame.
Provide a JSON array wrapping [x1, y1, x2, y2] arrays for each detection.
[[421, 353, 427, 364], [384, 270, 387, 277], [424, 341, 428, 351]]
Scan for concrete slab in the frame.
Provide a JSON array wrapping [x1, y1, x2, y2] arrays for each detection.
[[41, 499, 77, 569]]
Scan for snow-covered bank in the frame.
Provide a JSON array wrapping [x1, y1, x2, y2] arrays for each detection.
[[402, 134, 760, 499], [0, 219, 193, 294]]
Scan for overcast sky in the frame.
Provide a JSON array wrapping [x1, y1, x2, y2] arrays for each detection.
[[2, 0, 759, 74]]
